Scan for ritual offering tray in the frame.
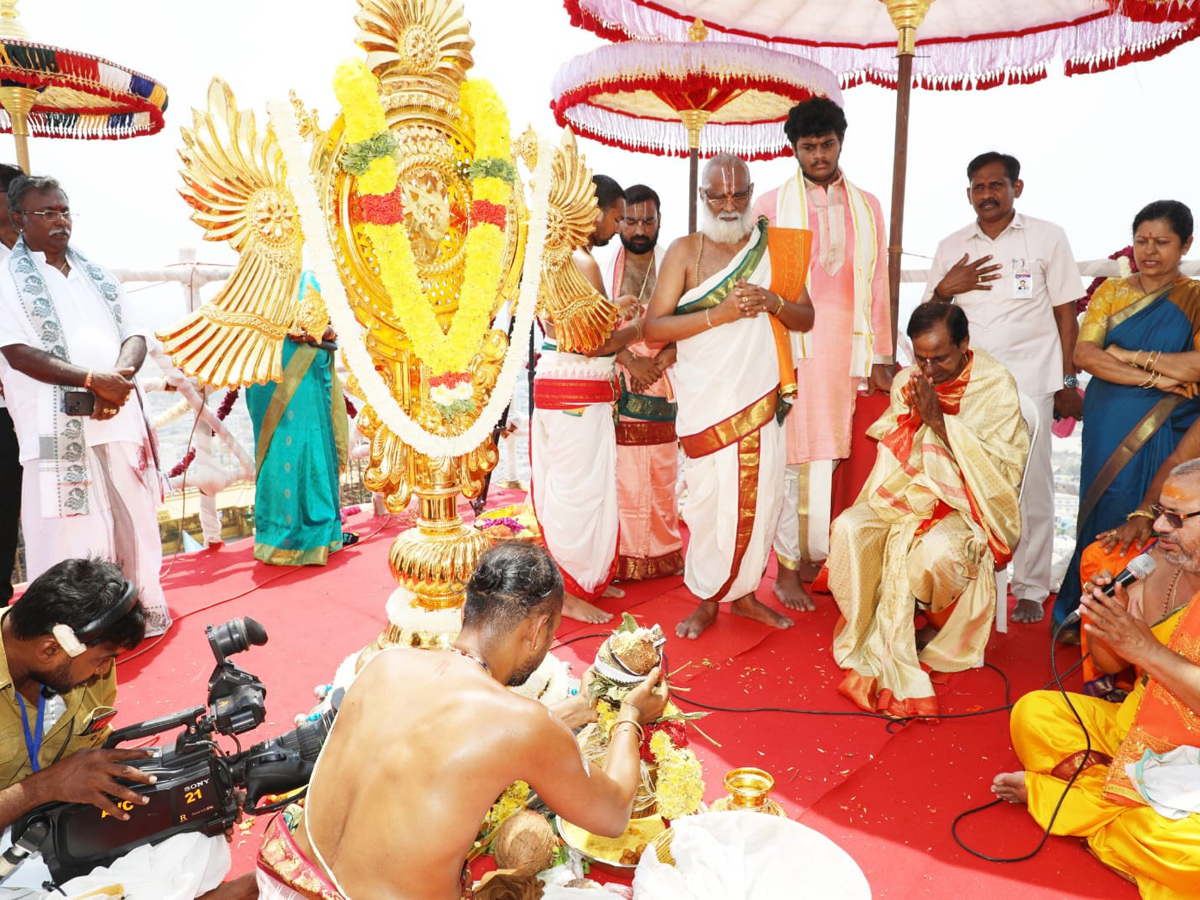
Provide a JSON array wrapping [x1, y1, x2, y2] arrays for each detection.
[[475, 504, 541, 544], [557, 813, 667, 876]]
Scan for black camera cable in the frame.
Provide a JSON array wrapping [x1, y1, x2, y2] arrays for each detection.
[[949, 619, 1094, 862]]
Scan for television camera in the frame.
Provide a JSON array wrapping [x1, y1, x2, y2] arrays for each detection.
[[3, 616, 339, 884]]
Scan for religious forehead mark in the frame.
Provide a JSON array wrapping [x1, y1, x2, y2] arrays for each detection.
[[1162, 482, 1191, 502]]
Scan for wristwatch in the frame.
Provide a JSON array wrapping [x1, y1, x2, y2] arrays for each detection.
[[1062, 375, 1079, 389]]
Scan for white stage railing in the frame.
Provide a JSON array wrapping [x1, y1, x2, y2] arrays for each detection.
[[123, 253, 1200, 544]]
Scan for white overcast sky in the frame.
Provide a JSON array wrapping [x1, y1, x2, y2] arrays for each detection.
[[10, 0, 1200, 330]]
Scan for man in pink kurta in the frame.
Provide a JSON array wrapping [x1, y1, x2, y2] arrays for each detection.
[[753, 97, 893, 612], [598, 184, 683, 580]]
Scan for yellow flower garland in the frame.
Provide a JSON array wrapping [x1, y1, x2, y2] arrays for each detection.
[[650, 731, 705, 820], [333, 60, 513, 375]]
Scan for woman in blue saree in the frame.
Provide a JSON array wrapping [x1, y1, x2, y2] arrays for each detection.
[[1055, 200, 1200, 631], [246, 273, 349, 565]]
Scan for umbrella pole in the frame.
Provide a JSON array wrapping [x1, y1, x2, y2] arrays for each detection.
[[886, 56, 913, 350], [680, 111, 710, 235], [0, 86, 38, 174], [688, 146, 698, 234], [881, 0, 933, 350]]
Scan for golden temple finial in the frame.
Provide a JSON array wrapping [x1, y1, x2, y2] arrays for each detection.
[[0, 0, 30, 40], [687, 17, 708, 42], [354, 0, 475, 127], [878, 0, 934, 56]]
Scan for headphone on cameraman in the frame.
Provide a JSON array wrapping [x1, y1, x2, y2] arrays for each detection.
[[51, 579, 139, 658]]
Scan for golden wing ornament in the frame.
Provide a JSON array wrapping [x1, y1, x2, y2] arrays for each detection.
[[537, 130, 618, 354], [156, 78, 305, 388]]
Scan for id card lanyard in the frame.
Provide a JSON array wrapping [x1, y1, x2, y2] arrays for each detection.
[[16, 690, 47, 773]]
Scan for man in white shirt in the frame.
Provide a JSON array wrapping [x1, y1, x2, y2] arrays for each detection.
[[923, 152, 1083, 624], [0, 175, 169, 635], [0, 163, 21, 603]]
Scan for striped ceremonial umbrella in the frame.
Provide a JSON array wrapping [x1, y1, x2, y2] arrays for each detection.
[[0, 0, 168, 173], [562, 0, 1200, 336], [551, 21, 842, 232]]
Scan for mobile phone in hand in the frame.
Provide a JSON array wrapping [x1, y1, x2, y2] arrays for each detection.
[[63, 390, 96, 416]]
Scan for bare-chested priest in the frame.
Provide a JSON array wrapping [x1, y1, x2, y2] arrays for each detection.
[[644, 154, 814, 639], [256, 542, 668, 899]]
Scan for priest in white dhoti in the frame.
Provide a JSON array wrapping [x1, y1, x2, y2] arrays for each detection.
[[531, 174, 646, 624], [0, 176, 169, 636], [644, 155, 814, 639]]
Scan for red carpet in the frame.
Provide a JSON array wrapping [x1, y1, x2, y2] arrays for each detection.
[[104, 497, 1135, 897]]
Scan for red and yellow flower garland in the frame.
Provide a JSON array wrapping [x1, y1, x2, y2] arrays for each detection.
[[333, 60, 513, 375]]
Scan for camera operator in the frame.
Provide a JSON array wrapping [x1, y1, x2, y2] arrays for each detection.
[[257, 542, 669, 900], [0, 558, 254, 898]]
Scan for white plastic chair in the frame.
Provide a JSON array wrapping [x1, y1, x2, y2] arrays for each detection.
[[995, 391, 1040, 634]]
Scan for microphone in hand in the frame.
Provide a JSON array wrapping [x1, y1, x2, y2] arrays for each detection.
[[1063, 552, 1156, 626]]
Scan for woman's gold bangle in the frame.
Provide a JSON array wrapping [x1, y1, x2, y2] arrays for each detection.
[[774, 296, 784, 315], [704, 308, 713, 329], [1126, 509, 1155, 521], [1131, 349, 1145, 369]]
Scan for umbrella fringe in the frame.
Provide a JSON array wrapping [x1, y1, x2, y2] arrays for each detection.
[[559, 104, 791, 162], [0, 108, 156, 141], [565, 0, 1200, 91]]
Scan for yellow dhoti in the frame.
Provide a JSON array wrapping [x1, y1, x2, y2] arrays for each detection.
[[1010, 605, 1200, 898]]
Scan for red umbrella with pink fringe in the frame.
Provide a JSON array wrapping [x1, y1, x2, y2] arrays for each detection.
[[550, 24, 843, 232], [561, 0, 1200, 335]]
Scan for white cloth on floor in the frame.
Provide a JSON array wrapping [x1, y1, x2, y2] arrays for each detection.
[[1127, 745, 1200, 819], [0, 830, 228, 899], [632, 811, 870, 900]]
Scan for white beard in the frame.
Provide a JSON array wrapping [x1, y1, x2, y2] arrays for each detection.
[[698, 203, 756, 245]]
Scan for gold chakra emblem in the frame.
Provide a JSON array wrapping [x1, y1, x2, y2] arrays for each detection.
[[401, 24, 439, 72]]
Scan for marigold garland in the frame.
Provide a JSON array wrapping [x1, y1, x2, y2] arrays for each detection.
[[649, 731, 705, 820], [332, 60, 515, 376]]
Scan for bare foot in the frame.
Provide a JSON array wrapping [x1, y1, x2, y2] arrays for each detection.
[[603, 585, 625, 599], [676, 601, 719, 639], [991, 771, 1029, 805], [199, 874, 259, 900], [731, 593, 794, 630], [772, 566, 816, 612], [1011, 598, 1045, 624], [563, 592, 613, 624], [915, 623, 939, 650]]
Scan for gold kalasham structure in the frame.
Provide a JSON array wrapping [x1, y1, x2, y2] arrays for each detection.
[[158, 0, 615, 648]]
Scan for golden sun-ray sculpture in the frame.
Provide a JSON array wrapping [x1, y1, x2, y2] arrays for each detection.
[[159, 79, 304, 389]]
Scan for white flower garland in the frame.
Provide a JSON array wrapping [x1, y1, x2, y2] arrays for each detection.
[[267, 98, 551, 459]]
